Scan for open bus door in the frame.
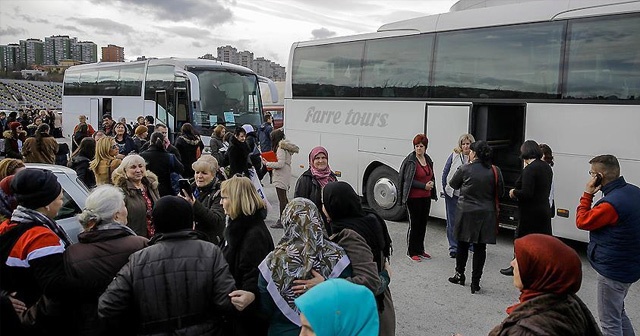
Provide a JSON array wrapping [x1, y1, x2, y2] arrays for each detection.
[[425, 103, 472, 219]]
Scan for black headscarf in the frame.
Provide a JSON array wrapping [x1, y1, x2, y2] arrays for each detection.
[[322, 181, 392, 271]]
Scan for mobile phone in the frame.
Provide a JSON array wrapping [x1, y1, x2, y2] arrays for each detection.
[[594, 173, 603, 187], [178, 179, 192, 196]]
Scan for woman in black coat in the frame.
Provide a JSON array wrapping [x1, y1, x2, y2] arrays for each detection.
[[139, 132, 184, 196], [220, 176, 274, 336], [227, 127, 252, 177], [175, 123, 204, 178], [397, 134, 437, 261], [448, 140, 504, 294], [294, 146, 337, 230], [69, 137, 97, 189], [500, 140, 553, 276]]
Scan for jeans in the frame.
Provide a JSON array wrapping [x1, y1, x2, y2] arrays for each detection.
[[597, 273, 636, 336], [406, 197, 431, 256], [444, 194, 458, 253]]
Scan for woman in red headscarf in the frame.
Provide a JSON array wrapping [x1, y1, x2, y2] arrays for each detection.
[[489, 234, 602, 335], [294, 146, 337, 230]]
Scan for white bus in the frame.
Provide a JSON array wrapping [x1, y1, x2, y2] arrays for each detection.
[[284, 0, 640, 242], [62, 58, 277, 145]]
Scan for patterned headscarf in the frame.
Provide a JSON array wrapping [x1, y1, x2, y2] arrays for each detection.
[[259, 197, 350, 326]]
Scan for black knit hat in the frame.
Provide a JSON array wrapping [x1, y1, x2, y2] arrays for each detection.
[[152, 196, 193, 233], [11, 169, 62, 209]]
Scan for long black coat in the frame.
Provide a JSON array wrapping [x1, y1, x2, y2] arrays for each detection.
[[449, 161, 504, 244], [513, 159, 553, 237], [192, 180, 225, 244], [175, 135, 204, 178], [140, 145, 184, 197], [222, 210, 274, 336]]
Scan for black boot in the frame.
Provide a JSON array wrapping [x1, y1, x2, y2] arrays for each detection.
[[500, 266, 514, 276], [448, 272, 465, 286], [470, 280, 481, 294]]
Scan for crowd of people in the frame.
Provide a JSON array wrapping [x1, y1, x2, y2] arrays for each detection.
[[0, 109, 638, 336]]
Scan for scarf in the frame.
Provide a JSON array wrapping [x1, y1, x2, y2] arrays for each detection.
[[10, 205, 72, 248], [506, 234, 582, 314], [258, 198, 350, 326], [308, 146, 334, 188]]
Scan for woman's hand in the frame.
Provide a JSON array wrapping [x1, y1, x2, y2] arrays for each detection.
[[425, 181, 434, 191], [509, 189, 516, 199], [178, 191, 196, 205], [384, 261, 392, 278], [9, 292, 26, 315], [229, 290, 255, 311], [292, 269, 325, 295]]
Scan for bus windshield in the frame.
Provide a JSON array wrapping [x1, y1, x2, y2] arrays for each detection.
[[192, 69, 262, 129]]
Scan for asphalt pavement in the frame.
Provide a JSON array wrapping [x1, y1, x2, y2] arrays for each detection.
[[259, 178, 639, 336]]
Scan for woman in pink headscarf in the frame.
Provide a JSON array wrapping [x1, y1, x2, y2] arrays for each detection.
[[294, 146, 337, 230]]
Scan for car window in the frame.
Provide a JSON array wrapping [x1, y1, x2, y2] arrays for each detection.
[[55, 189, 82, 221]]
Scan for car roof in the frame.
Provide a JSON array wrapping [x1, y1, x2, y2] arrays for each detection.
[[25, 163, 78, 176]]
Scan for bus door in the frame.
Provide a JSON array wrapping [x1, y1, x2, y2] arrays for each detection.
[[154, 90, 169, 138], [174, 87, 188, 133], [89, 98, 99, 128], [98, 98, 112, 130], [471, 103, 526, 229], [425, 103, 471, 219]]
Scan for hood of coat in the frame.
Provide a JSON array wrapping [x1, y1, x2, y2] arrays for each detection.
[[278, 139, 299, 154], [114, 169, 159, 191], [178, 135, 201, 146], [3, 130, 26, 140]]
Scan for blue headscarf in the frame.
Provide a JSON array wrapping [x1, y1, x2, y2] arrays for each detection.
[[295, 279, 379, 336]]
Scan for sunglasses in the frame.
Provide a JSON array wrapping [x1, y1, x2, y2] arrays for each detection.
[[111, 145, 119, 149]]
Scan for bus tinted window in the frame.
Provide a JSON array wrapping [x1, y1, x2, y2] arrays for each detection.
[[292, 41, 364, 97], [119, 64, 145, 96], [433, 22, 563, 99], [565, 15, 640, 100], [97, 68, 119, 96], [63, 71, 80, 95], [361, 34, 432, 98], [145, 65, 175, 101], [78, 70, 98, 95]]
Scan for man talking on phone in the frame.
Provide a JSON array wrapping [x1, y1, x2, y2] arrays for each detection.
[[576, 154, 640, 336]]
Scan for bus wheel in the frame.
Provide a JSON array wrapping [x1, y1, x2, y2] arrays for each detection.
[[365, 166, 406, 221]]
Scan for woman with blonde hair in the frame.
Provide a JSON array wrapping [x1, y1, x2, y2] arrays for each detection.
[[442, 133, 475, 258], [220, 175, 274, 336], [112, 154, 160, 238], [90, 137, 121, 186], [178, 155, 225, 243], [64, 185, 148, 335]]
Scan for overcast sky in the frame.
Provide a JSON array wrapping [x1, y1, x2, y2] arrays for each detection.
[[0, 0, 457, 65]]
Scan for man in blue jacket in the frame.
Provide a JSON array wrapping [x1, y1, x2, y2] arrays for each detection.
[[576, 154, 640, 336]]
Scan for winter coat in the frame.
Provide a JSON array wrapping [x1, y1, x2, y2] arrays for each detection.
[[22, 134, 59, 164], [513, 159, 553, 237], [488, 293, 602, 336], [139, 145, 184, 197], [265, 139, 299, 190], [331, 229, 395, 336], [64, 224, 148, 336], [397, 151, 438, 205], [222, 210, 274, 336], [192, 180, 225, 244], [92, 158, 122, 186], [2, 130, 27, 159], [114, 173, 160, 238], [114, 135, 137, 156], [258, 122, 273, 152], [70, 155, 96, 189], [227, 136, 251, 177], [209, 135, 224, 164], [449, 161, 504, 244], [175, 135, 204, 178], [98, 230, 237, 336], [294, 169, 337, 214]]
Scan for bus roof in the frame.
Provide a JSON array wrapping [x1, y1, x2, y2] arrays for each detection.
[[378, 0, 640, 33], [66, 57, 257, 75]]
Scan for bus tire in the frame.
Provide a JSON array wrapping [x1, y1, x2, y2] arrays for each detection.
[[365, 165, 406, 221]]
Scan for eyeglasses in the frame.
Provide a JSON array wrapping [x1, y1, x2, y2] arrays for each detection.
[[588, 170, 599, 177], [111, 145, 118, 149]]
